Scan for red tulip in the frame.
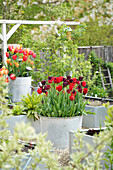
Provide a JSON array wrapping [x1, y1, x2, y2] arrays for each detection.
[[8, 45, 13, 51], [69, 85, 73, 91], [10, 74, 16, 80], [6, 52, 9, 57], [37, 88, 42, 94], [54, 77, 61, 83], [32, 53, 36, 58], [83, 88, 88, 95], [81, 81, 86, 87], [48, 79, 53, 83], [59, 76, 63, 82], [78, 88, 82, 93], [12, 55, 17, 60], [77, 80, 80, 84], [29, 50, 33, 55], [72, 78, 77, 83], [23, 55, 28, 61], [69, 95, 75, 101], [18, 49, 23, 53], [67, 89, 71, 94], [14, 47, 18, 53], [23, 50, 27, 56], [56, 85, 62, 92]]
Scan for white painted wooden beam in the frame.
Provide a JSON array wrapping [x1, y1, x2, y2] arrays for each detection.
[[0, 34, 3, 41], [7, 23, 21, 41], [2, 23, 7, 65], [0, 20, 80, 25]]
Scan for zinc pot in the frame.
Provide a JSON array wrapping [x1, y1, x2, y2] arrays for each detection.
[[27, 116, 41, 134], [8, 77, 31, 103], [40, 115, 83, 149], [69, 127, 110, 169], [6, 115, 41, 134], [30, 86, 39, 94], [82, 105, 107, 128], [6, 115, 28, 133]]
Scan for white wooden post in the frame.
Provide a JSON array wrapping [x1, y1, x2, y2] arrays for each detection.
[[2, 23, 7, 65]]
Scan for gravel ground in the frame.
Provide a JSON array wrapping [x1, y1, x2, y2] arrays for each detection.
[[53, 148, 70, 167]]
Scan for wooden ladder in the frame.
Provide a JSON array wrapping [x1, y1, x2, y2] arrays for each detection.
[[99, 66, 113, 90], [99, 46, 113, 90]]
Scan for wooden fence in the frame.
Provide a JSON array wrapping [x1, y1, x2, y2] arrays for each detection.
[[0, 45, 113, 63], [78, 46, 113, 62]]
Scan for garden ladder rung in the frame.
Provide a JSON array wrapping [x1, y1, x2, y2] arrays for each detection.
[[102, 69, 107, 72], [99, 66, 113, 90], [104, 83, 111, 85]]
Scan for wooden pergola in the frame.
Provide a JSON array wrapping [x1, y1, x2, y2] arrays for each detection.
[[0, 20, 80, 64]]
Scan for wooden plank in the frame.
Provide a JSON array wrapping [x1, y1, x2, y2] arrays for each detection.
[[107, 67, 113, 88], [0, 44, 19, 48], [0, 20, 80, 25], [7, 23, 21, 41], [2, 23, 7, 64], [99, 67, 105, 89]]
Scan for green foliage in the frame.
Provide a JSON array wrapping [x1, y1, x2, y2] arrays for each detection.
[[89, 51, 113, 97], [103, 103, 113, 127], [0, 76, 10, 115], [0, 102, 113, 169], [38, 89, 88, 117], [11, 105, 26, 116], [20, 92, 43, 120], [106, 62, 113, 80], [75, 20, 113, 46], [19, 25, 93, 88], [88, 86, 108, 98], [69, 126, 113, 170], [89, 51, 104, 71], [0, 115, 59, 169], [37, 77, 92, 117], [102, 103, 113, 169]]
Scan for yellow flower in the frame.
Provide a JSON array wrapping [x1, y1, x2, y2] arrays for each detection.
[[31, 61, 34, 65], [14, 62, 19, 68], [6, 59, 11, 64], [28, 59, 31, 63]]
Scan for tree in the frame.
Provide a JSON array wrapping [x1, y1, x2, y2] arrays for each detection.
[[0, 0, 113, 25]]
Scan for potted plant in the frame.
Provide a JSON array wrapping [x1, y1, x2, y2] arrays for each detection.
[[36, 75, 92, 148], [6, 92, 43, 134], [82, 100, 113, 128], [5, 45, 37, 102]]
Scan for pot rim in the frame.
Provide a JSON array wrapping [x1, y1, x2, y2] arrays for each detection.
[[39, 115, 83, 120]]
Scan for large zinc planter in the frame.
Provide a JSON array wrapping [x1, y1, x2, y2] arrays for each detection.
[[6, 115, 28, 133], [82, 105, 107, 128], [6, 115, 41, 134], [69, 127, 110, 169], [40, 116, 83, 149], [8, 77, 31, 103], [27, 117, 41, 134]]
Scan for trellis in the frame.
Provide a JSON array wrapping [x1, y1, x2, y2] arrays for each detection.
[[0, 20, 80, 64]]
